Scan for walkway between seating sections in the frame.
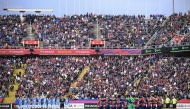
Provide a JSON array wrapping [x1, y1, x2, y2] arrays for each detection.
[[3, 64, 26, 103], [126, 65, 153, 95], [64, 66, 90, 98], [72, 66, 90, 88], [93, 23, 102, 40], [125, 74, 142, 95]]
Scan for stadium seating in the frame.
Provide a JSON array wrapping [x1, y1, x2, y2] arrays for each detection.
[[33, 14, 95, 49], [0, 58, 17, 103], [181, 33, 190, 45], [147, 13, 189, 48], [73, 56, 150, 99], [99, 14, 165, 48], [0, 15, 27, 48], [0, 12, 189, 109], [10, 55, 190, 107], [2, 13, 190, 49], [16, 56, 86, 98], [137, 55, 190, 99]]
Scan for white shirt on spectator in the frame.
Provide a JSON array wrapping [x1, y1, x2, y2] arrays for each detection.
[[16, 76, 20, 81]]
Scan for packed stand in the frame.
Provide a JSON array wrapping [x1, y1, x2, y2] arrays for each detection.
[[0, 15, 27, 49], [136, 55, 190, 100], [16, 56, 88, 99], [0, 58, 24, 102], [148, 13, 189, 48], [72, 56, 150, 99], [99, 14, 165, 48], [33, 14, 96, 49]]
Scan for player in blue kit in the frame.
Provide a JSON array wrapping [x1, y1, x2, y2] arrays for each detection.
[[26, 97, 30, 109], [31, 96, 37, 108], [21, 98, 25, 109], [23, 97, 28, 109], [18, 97, 23, 109], [55, 97, 60, 109], [52, 97, 56, 108], [48, 97, 52, 108], [37, 97, 42, 108], [42, 96, 48, 108]]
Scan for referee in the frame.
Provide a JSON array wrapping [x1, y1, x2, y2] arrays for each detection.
[[172, 96, 177, 109], [165, 95, 170, 109]]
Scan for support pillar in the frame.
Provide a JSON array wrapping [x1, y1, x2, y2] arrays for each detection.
[[35, 11, 41, 16], [19, 11, 25, 22]]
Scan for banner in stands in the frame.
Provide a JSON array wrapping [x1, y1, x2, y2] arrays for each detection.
[[33, 49, 97, 55], [84, 103, 98, 108], [170, 45, 190, 52], [68, 103, 84, 108], [90, 40, 104, 45], [142, 45, 190, 54], [0, 49, 141, 55], [0, 104, 11, 109], [23, 40, 38, 45], [0, 49, 30, 55], [141, 48, 162, 54], [99, 49, 141, 55]]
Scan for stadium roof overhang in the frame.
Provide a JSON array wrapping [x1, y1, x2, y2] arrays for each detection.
[[3, 8, 53, 21], [3, 8, 53, 12]]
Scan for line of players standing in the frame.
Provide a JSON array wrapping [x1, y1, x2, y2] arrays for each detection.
[[16, 97, 66, 109], [98, 95, 177, 109]]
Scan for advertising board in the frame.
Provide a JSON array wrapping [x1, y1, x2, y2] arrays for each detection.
[[68, 103, 84, 108]]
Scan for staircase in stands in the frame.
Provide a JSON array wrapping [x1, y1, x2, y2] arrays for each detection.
[[3, 64, 26, 103], [26, 24, 35, 40], [65, 66, 90, 98], [125, 65, 153, 95]]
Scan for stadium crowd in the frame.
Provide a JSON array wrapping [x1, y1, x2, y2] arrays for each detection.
[[147, 13, 190, 48], [137, 56, 190, 100], [68, 55, 190, 101], [33, 14, 95, 49], [16, 56, 87, 98], [0, 58, 23, 100], [74, 55, 149, 99], [0, 55, 185, 101], [1, 13, 190, 49], [180, 33, 190, 44], [99, 14, 166, 48], [0, 13, 190, 109], [0, 55, 184, 109], [0, 15, 27, 49]]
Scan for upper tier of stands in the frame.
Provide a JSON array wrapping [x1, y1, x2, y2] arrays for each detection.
[[0, 12, 190, 49], [99, 14, 165, 48], [33, 14, 95, 49], [146, 12, 190, 48]]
